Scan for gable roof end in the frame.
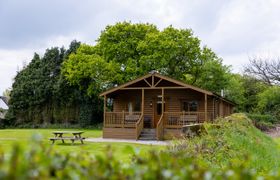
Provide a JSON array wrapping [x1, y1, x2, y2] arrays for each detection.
[[99, 72, 213, 96]]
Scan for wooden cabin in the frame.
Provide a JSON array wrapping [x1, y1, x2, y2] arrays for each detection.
[[100, 72, 234, 140]]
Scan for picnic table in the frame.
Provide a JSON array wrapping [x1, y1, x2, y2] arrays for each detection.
[[49, 131, 85, 144]]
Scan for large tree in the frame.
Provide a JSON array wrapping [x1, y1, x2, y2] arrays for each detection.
[[63, 22, 231, 96], [6, 41, 102, 126]]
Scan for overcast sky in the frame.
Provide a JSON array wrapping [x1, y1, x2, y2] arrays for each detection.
[[1, 0, 280, 94]]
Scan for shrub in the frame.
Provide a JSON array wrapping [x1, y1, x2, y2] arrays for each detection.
[[246, 113, 276, 130], [169, 113, 280, 174]]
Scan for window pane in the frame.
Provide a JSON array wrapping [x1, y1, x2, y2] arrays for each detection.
[[183, 102, 188, 111], [189, 101, 198, 111], [157, 103, 162, 115], [134, 98, 141, 111]]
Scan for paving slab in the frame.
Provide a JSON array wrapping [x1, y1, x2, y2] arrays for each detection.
[[85, 137, 171, 146]]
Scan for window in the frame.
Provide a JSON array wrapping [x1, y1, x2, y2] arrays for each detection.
[[107, 98, 114, 112], [157, 103, 162, 115], [134, 97, 141, 111], [128, 102, 133, 113], [156, 95, 166, 115], [182, 101, 198, 112]]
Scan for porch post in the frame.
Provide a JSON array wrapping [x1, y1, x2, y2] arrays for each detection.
[[103, 95, 107, 127], [212, 98, 215, 121], [221, 100, 224, 117], [204, 94, 207, 122], [142, 89, 144, 115], [162, 88, 165, 112]]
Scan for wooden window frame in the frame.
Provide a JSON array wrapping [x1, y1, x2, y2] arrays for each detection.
[[180, 100, 199, 112]]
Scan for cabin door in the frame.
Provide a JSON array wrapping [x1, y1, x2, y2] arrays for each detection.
[[153, 95, 167, 128]]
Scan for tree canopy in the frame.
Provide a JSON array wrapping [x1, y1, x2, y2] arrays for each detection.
[[63, 22, 231, 97]]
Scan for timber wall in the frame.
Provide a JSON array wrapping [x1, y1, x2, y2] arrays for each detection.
[[103, 128, 136, 139]]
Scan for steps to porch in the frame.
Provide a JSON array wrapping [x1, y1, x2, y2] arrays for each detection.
[[138, 128, 157, 140]]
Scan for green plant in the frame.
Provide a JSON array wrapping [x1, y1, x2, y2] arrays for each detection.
[[169, 113, 280, 173]]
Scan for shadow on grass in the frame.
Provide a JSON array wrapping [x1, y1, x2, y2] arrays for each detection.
[[50, 142, 86, 146]]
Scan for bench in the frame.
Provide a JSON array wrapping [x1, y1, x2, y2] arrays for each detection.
[[179, 115, 198, 125], [125, 115, 140, 124], [49, 137, 86, 144]]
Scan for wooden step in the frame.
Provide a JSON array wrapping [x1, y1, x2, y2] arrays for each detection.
[[139, 128, 157, 140]]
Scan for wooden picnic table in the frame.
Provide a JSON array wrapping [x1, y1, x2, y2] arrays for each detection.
[[50, 131, 85, 144]]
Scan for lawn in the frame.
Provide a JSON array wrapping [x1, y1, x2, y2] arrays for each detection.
[[0, 129, 164, 162]]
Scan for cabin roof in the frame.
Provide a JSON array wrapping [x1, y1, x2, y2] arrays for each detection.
[[100, 72, 235, 105], [0, 96, 8, 110]]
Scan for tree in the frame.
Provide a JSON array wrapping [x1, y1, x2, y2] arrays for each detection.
[[6, 40, 103, 126], [244, 57, 280, 85], [2, 88, 11, 102], [63, 22, 231, 96], [241, 76, 268, 112], [257, 86, 280, 120]]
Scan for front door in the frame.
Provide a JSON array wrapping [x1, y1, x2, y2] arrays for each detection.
[[153, 95, 167, 127]]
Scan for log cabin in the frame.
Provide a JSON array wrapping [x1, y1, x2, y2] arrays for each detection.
[[100, 72, 235, 140]]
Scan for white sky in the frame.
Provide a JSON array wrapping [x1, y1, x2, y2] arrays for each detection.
[[1, 0, 280, 94]]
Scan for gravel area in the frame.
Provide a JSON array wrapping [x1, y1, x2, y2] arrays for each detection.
[[266, 126, 280, 138], [86, 137, 171, 146]]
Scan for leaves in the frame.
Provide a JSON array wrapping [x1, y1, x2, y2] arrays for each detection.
[[63, 22, 231, 97]]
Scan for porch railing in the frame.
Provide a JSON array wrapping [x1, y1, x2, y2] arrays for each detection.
[[163, 112, 213, 128], [104, 111, 142, 128], [156, 114, 164, 140], [136, 114, 144, 139]]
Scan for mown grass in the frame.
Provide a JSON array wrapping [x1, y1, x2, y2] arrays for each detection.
[[0, 129, 164, 162]]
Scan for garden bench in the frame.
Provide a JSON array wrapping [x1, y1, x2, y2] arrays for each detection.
[[125, 114, 140, 124]]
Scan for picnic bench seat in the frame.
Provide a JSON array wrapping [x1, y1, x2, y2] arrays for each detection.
[[50, 131, 85, 144], [179, 115, 198, 125], [49, 137, 86, 144]]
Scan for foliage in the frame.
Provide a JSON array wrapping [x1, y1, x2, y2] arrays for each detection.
[[256, 86, 280, 121], [170, 113, 280, 173], [241, 75, 268, 112], [7, 41, 103, 126], [63, 22, 231, 96], [247, 113, 277, 124], [223, 74, 246, 111]]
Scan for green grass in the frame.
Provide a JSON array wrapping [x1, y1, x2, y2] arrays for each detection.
[[171, 113, 280, 174], [0, 129, 164, 162]]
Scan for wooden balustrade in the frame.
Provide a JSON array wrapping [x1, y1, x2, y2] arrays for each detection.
[[104, 112, 142, 128], [156, 114, 164, 140], [163, 112, 213, 128], [135, 114, 144, 139]]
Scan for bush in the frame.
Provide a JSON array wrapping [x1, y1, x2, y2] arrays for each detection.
[[169, 113, 280, 174], [246, 113, 276, 130], [247, 113, 277, 123]]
